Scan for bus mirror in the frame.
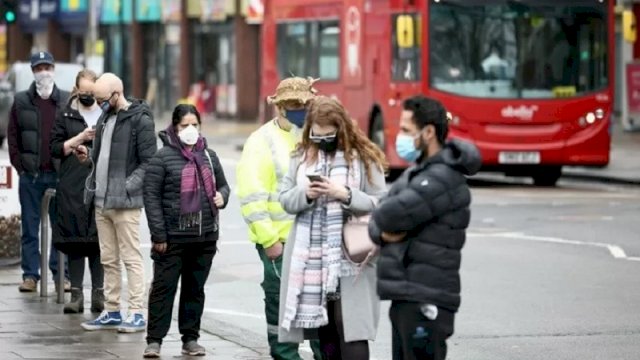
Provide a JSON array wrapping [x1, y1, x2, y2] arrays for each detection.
[[623, 10, 637, 43], [396, 15, 415, 48]]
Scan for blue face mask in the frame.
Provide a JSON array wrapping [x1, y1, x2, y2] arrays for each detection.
[[396, 133, 422, 163], [285, 109, 307, 128], [100, 93, 116, 114], [100, 100, 112, 113]]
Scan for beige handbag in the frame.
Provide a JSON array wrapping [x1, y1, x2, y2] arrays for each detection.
[[343, 213, 378, 265], [342, 161, 378, 268]]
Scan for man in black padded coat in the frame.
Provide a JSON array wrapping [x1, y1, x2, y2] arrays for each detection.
[[369, 95, 481, 360]]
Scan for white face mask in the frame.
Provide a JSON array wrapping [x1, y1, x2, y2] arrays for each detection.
[[178, 125, 200, 146], [34, 71, 54, 99]]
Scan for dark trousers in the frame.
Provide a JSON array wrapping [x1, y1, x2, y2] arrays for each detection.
[[256, 246, 322, 360], [19, 172, 67, 281], [146, 242, 217, 345], [68, 252, 103, 289], [390, 301, 455, 360], [318, 299, 369, 360]]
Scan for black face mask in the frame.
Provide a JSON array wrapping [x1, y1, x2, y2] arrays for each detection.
[[317, 137, 338, 153], [78, 94, 95, 107], [100, 93, 116, 113]]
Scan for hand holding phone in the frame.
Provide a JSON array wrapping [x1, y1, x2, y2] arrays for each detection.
[[80, 126, 97, 142], [306, 174, 325, 201], [307, 174, 324, 183], [75, 145, 89, 163]]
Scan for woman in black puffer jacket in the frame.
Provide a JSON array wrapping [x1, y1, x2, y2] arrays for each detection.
[[142, 104, 230, 358]]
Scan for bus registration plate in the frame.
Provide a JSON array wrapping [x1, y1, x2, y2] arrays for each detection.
[[498, 151, 540, 164]]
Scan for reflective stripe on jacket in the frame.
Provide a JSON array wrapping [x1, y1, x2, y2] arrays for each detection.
[[236, 120, 299, 248]]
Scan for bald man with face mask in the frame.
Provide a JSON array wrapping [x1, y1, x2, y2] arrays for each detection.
[[75, 73, 157, 333]]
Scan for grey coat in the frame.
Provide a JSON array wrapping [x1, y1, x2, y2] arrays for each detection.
[[277, 155, 387, 343]]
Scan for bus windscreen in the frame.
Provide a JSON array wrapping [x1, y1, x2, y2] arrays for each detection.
[[428, 1, 609, 99]]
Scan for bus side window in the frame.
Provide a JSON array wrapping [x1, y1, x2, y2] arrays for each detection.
[[392, 13, 421, 81], [277, 20, 340, 80]]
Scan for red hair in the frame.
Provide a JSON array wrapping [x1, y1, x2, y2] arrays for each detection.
[[296, 96, 388, 181]]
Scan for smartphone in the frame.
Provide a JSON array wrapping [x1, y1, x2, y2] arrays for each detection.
[[307, 174, 324, 183]]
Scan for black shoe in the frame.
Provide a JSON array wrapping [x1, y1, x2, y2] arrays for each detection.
[[91, 288, 104, 313], [63, 288, 84, 314]]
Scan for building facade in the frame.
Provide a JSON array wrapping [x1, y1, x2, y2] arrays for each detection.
[[6, 0, 262, 121]]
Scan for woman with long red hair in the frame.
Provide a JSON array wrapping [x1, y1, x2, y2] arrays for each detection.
[[278, 96, 387, 359]]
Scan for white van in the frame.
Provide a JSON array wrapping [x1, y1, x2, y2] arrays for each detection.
[[0, 62, 83, 147]]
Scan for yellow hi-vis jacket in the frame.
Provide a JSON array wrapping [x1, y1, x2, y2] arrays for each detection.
[[236, 119, 300, 248]]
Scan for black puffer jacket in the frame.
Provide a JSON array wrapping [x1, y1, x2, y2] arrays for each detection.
[[143, 130, 230, 243], [49, 98, 99, 254], [369, 139, 481, 312], [8, 83, 69, 175]]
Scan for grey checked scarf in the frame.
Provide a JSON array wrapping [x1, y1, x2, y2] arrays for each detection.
[[282, 150, 360, 331]]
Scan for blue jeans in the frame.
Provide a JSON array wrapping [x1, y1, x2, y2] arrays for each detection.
[[19, 172, 67, 281]]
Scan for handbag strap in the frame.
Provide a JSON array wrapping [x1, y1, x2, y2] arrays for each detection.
[[204, 149, 214, 172]]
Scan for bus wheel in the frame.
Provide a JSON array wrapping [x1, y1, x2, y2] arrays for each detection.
[[370, 112, 385, 150], [532, 166, 562, 187]]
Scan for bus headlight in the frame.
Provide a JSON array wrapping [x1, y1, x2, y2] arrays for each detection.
[[447, 111, 460, 126], [595, 108, 604, 119], [585, 112, 596, 124]]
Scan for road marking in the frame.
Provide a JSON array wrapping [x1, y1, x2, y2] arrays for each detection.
[[300, 345, 382, 360], [203, 308, 264, 320], [469, 232, 640, 262], [474, 192, 640, 200], [552, 215, 614, 221]]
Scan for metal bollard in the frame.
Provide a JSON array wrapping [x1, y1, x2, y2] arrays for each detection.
[[57, 250, 65, 304], [40, 189, 64, 303]]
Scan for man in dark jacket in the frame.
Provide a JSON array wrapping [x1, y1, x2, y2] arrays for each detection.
[[7, 51, 70, 293], [75, 73, 157, 333], [369, 95, 481, 360]]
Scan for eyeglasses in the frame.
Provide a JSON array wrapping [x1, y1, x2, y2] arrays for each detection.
[[95, 92, 115, 103], [309, 130, 337, 143]]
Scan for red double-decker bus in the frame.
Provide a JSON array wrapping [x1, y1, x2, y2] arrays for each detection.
[[260, 0, 614, 186]]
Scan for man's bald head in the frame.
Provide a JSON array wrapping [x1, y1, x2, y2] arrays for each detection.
[[94, 73, 125, 111], [94, 73, 123, 96]]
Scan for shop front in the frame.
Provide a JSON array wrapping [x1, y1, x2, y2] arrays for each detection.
[[57, 0, 89, 62], [160, 0, 182, 113], [99, 0, 133, 91], [17, 0, 57, 55], [135, 0, 165, 112], [188, 0, 237, 118]]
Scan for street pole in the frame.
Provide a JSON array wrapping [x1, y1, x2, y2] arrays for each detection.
[[88, 0, 98, 56]]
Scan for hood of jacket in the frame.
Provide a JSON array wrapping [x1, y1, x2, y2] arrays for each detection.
[[420, 139, 482, 176], [117, 98, 152, 121]]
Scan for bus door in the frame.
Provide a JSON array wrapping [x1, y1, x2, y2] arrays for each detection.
[[383, 11, 423, 166]]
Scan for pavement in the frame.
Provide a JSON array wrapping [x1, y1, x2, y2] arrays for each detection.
[[0, 267, 270, 359], [562, 123, 640, 184]]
